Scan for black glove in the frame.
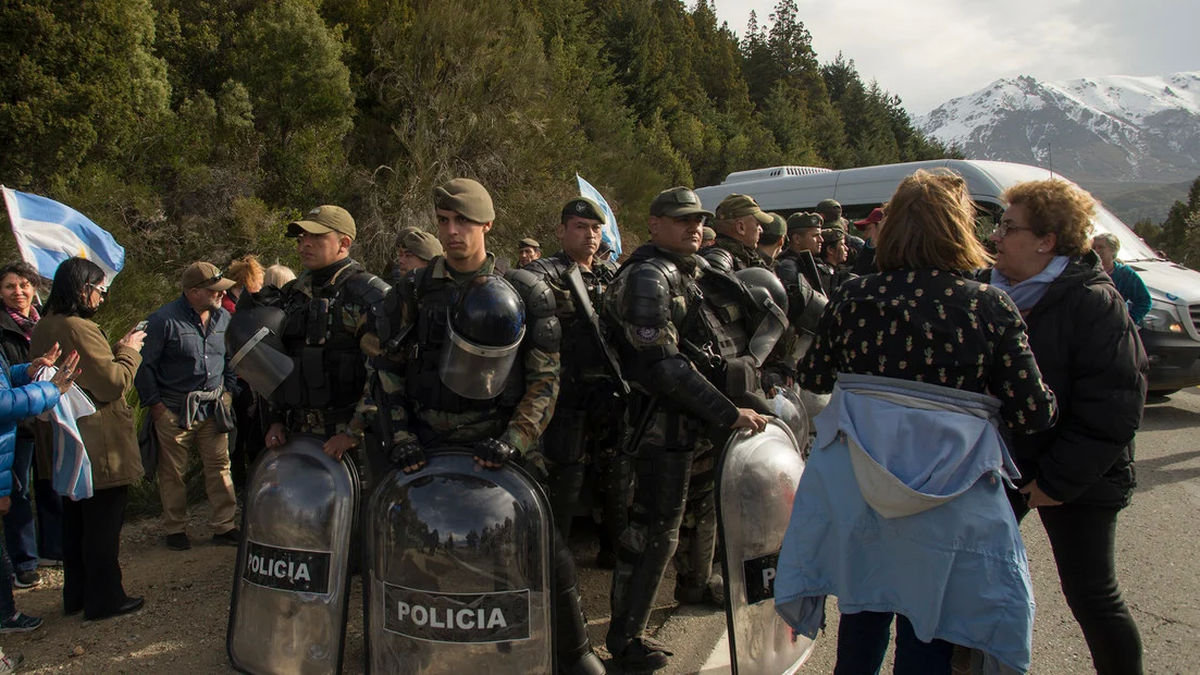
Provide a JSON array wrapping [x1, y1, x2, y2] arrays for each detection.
[[390, 438, 427, 474], [473, 438, 517, 468]]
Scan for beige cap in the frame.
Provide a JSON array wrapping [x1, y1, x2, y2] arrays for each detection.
[[433, 178, 495, 223], [287, 205, 356, 240], [182, 262, 236, 291]]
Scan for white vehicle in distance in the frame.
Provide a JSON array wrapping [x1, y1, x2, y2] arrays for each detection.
[[695, 159, 1200, 394]]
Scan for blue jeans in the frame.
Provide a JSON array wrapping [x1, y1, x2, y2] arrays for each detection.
[[0, 530, 15, 618], [834, 611, 953, 675], [2, 438, 40, 572]]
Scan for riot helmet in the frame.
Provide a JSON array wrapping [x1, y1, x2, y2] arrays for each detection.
[[439, 275, 526, 400], [735, 267, 788, 367], [226, 305, 293, 397]]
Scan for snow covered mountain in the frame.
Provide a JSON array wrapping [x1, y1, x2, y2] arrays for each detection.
[[917, 72, 1200, 186]]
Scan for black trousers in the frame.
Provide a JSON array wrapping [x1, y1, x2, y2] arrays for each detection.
[[1011, 495, 1143, 675], [62, 485, 132, 617]]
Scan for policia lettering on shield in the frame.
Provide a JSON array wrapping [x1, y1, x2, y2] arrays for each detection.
[[367, 178, 607, 675]]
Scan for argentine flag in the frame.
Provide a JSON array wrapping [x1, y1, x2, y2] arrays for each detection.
[[2, 187, 125, 282], [576, 174, 622, 259]]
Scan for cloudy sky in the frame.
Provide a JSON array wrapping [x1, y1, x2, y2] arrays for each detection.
[[711, 0, 1199, 116]]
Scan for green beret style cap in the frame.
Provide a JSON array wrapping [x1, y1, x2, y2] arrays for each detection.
[[287, 205, 356, 240], [401, 230, 444, 261], [786, 212, 824, 232], [764, 212, 787, 238], [821, 227, 847, 243], [701, 226, 717, 241], [650, 187, 715, 219], [715, 193, 773, 225], [562, 197, 606, 224], [433, 178, 495, 223]]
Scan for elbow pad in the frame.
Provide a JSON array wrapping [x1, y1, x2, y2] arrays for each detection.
[[648, 356, 739, 428]]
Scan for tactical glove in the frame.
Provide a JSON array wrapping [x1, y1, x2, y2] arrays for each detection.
[[473, 438, 517, 468], [391, 438, 427, 474]]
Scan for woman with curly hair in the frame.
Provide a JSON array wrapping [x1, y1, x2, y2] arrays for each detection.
[[988, 179, 1147, 674]]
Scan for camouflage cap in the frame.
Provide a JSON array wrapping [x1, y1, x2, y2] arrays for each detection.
[[287, 205, 356, 240], [400, 229, 444, 261], [715, 193, 773, 225], [562, 197, 607, 224], [701, 226, 717, 242], [764, 212, 787, 238], [518, 237, 540, 250], [433, 178, 495, 223], [787, 212, 824, 233], [650, 187, 714, 219]]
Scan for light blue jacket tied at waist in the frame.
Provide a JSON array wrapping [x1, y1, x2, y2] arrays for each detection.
[[774, 373, 1034, 674]]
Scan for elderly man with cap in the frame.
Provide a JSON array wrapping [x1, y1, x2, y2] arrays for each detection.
[[702, 193, 772, 272], [136, 262, 240, 551], [603, 186, 768, 672], [371, 178, 606, 675], [517, 237, 542, 268], [520, 196, 630, 568], [259, 205, 389, 476]]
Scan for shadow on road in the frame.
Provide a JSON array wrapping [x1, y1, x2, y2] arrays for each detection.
[[1135, 449, 1200, 491], [1141, 402, 1200, 432]]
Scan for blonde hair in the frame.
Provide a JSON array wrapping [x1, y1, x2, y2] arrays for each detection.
[[874, 169, 992, 272], [262, 264, 297, 289], [227, 255, 265, 288], [1001, 180, 1096, 256]]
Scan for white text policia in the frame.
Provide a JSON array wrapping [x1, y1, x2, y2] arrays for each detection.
[[396, 602, 509, 631]]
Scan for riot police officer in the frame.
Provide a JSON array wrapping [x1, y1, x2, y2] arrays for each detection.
[[261, 205, 388, 467], [521, 197, 629, 568], [700, 193, 773, 272], [603, 186, 768, 673], [373, 178, 605, 675]]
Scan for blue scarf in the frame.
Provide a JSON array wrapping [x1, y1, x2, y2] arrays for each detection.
[[990, 256, 1070, 311]]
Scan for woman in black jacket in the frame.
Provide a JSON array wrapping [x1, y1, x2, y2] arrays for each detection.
[[988, 179, 1148, 674]]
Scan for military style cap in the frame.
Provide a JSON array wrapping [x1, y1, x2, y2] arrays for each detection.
[[433, 178, 495, 223], [715, 193, 773, 225], [821, 227, 847, 244], [400, 230, 443, 261], [518, 237, 540, 250], [562, 197, 607, 224], [394, 225, 420, 250], [182, 261, 236, 292], [786, 212, 824, 233], [764, 212, 787, 238], [650, 187, 714, 219], [815, 198, 847, 228], [701, 226, 717, 242], [287, 205, 356, 240]]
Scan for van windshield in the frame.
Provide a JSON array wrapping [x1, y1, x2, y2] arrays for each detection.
[[1092, 205, 1160, 262]]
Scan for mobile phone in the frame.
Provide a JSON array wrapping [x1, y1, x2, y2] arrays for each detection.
[[135, 320, 149, 332]]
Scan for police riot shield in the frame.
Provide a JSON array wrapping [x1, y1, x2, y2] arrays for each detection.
[[716, 419, 815, 675], [366, 451, 554, 674], [227, 435, 360, 674]]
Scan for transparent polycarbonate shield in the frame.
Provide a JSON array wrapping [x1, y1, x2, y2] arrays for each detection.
[[227, 435, 360, 675], [717, 419, 815, 675], [366, 451, 553, 674], [438, 321, 525, 400]]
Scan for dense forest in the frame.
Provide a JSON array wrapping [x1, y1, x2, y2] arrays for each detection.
[[0, 0, 953, 328]]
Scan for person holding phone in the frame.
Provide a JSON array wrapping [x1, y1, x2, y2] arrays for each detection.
[[30, 257, 147, 621]]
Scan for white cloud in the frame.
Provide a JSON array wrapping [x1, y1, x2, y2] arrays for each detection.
[[710, 0, 1195, 115]]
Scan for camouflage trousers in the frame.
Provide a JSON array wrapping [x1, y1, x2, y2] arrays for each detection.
[[607, 407, 718, 651]]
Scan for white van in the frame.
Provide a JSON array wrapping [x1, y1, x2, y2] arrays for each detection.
[[695, 159, 1200, 394]]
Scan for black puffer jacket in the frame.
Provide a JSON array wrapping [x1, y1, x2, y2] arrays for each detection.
[[987, 252, 1148, 509]]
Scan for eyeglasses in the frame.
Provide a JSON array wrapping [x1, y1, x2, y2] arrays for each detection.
[[87, 283, 109, 298], [994, 222, 1035, 238], [200, 272, 223, 287]]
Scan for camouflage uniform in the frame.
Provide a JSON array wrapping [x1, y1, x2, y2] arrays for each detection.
[[603, 243, 754, 656], [521, 251, 629, 551], [700, 234, 767, 273]]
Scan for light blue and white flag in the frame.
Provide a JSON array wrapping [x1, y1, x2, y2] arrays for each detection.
[[576, 174, 621, 259], [35, 366, 95, 501], [2, 187, 125, 282]]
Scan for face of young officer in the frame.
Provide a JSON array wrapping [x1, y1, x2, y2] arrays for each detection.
[[559, 216, 603, 265], [792, 229, 822, 255], [436, 208, 492, 268], [649, 214, 704, 255], [296, 231, 350, 271]]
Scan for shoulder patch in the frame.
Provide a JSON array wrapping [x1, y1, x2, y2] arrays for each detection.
[[635, 326, 661, 343]]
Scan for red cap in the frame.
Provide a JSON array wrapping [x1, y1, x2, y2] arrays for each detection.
[[854, 208, 884, 228]]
